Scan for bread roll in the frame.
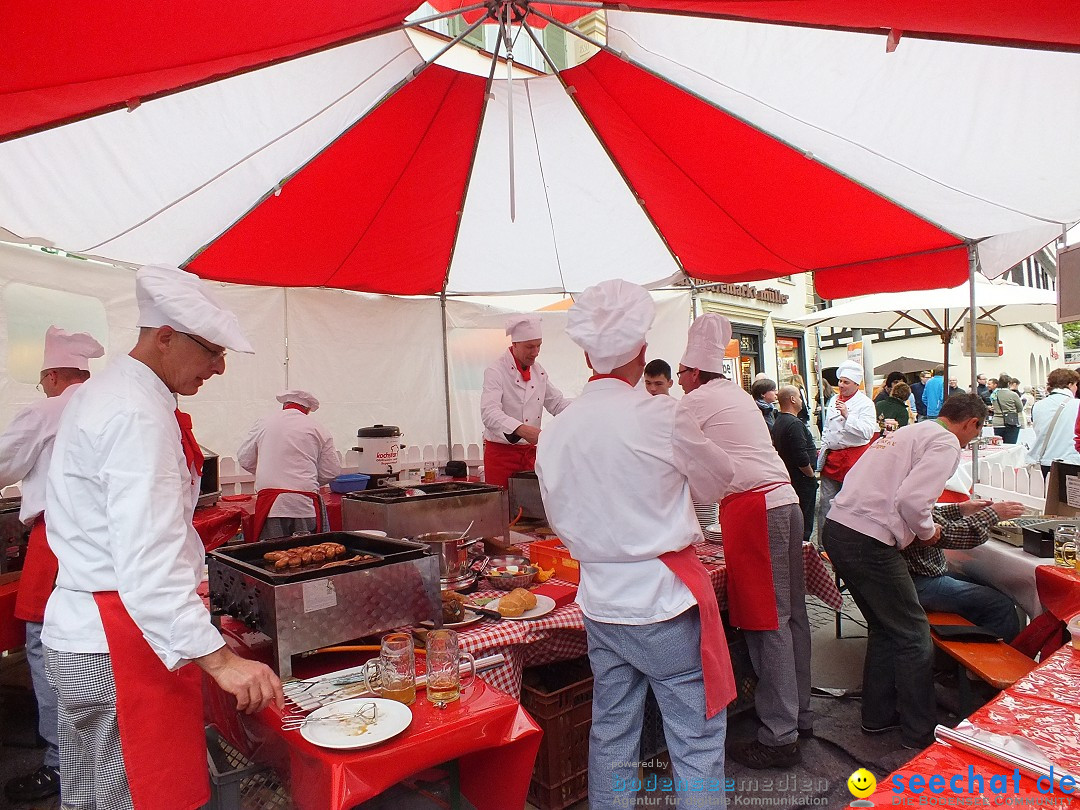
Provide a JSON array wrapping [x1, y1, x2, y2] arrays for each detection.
[[497, 588, 536, 617], [510, 588, 537, 610]]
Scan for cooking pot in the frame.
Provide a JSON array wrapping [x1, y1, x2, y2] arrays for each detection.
[[413, 532, 486, 581]]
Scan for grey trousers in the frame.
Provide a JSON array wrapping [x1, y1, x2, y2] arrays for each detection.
[[259, 515, 317, 542], [26, 621, 60, 768], [814, 476, 843, 548], [44, 647, 134, 810], [584, 610, 727, 809], [743, 503, 813, 746]]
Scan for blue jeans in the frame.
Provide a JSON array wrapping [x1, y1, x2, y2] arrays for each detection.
[[26, 621, 59, 767], [584, 610, 727, 810], [822, 519, 935, 748], [994, 426, 1020, 444], [912, 574, 1020, 642]]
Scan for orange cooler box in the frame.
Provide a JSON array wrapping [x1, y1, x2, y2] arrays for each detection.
[[528, 538, 580, 584]]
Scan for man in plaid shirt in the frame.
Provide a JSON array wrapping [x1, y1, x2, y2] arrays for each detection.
[[902, 499, 1025, 641]]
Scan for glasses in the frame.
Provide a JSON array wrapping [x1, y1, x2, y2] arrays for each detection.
[[179, 331, 226, 362], [677, 367, 695, 377]]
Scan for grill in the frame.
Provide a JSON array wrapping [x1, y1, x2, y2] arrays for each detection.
[[341, 482, 509, 541], [208, 531, 440, 677]]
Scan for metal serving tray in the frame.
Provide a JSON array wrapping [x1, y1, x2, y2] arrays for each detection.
[[208, 531, 428, 584], [348, 481, 503, 503]]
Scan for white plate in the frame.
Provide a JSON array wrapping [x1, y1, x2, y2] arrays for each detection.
[[420, 610, 484, 629], [299, 697, 412, 750], [704, 523, 722, 535], [485, 594, 556, 620]]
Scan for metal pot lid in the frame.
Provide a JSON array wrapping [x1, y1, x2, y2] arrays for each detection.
[[357, 424, 401, 437]]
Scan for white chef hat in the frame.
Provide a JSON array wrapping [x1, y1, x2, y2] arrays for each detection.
[[276, 389, 320, 411], [680, 313, 731, 374], [836, 360, 864, 385], [505, 314, 542, 343], [135, 264, 254, 354], [42, 326, 105, 372], [566, 279, 654, 374]]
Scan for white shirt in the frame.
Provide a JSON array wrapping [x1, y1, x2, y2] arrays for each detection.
[[0, 384, 81, 524], [481, 350, 571, 444], [237, 409, 341, 518], [821, 390, 877, 450], [827, 420, 961, 549], [42, 355, 223, 670], [535, 378, 734, 624], [677, 378, 799, 510], [1027, 389, 1080, 467]]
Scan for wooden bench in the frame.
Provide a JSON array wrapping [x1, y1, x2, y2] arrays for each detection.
[[926, 611, 1037, 715]]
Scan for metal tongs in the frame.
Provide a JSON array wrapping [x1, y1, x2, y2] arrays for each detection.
[[281, 700, 378, 731], [283, 672, 369, 702]]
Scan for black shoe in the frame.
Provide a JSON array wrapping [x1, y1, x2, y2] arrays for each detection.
[[798, 727, 815, 739], [901, 735, 935, 751], [727, 740, 801, 769], [4, 765, 61, 803], [861, 716, 902, 734]]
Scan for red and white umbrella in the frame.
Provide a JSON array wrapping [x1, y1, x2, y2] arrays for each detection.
[[0, 1, 1077, 297]]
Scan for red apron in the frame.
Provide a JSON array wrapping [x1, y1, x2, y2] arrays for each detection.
[[821, 437, 877, 483], [660, 547, 736, 718], [14, 515, 56, 623], [250, 488, 323, 542], [719, 483, 787, 631], [483, 440, 536, 489], [93, 591, 209, 810]]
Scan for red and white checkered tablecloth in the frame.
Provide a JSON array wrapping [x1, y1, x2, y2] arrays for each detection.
[[456, 539, 840, 698]]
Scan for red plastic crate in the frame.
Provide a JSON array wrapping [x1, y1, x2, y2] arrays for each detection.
[[528, 538, 580, 584]]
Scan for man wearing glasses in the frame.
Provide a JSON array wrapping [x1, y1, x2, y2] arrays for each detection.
[[43, 265, 282, 809], [0, 326, 103, 803]]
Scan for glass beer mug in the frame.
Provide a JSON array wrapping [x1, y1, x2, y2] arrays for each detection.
[[425, 629, 476, 708], [363, 633, 416, 705]]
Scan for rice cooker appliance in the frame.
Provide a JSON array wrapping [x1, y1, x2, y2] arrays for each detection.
[[354, 424, 404, 487]]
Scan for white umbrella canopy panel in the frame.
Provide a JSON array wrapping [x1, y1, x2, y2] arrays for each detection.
[[0, 2, 1078, 297]]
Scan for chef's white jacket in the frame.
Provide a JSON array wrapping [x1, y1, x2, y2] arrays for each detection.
[[237, 409, 341, 518], [535, 378, 734, 624], [677, 378, 799, 510], [42, 355, 223, 670], [0, 384, 81, 524], [481, 351, 571, 444], [821, 390, 877, 451], [828, 420, 961, 549]]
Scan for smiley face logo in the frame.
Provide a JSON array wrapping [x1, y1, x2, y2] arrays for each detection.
[[848, 768, 877, 799]]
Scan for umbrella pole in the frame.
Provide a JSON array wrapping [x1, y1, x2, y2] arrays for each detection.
[[969, 247, 980, 491], [440, 291, 453, 451]]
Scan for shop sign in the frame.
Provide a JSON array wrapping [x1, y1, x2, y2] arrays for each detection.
[[707, 282, 790, 305], [738, 334, 758, 353]]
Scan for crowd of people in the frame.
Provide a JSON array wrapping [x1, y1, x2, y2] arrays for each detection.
[[0, 266, 1070, 808]]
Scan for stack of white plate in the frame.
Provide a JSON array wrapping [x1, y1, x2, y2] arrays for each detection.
[[703, 523, 723, 543], [693, 501, 718, 531]]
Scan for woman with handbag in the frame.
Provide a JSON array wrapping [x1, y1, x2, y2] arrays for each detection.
[[992, 374, 1025, 444], [1027, 368, 1080, 477]]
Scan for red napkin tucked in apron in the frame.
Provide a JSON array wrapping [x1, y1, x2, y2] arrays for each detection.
[[661, 546, 736, 718], [719, 483, 786, 631], [14, 515, 56, 623]]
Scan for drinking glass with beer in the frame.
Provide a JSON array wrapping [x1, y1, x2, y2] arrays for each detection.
[[363, 633, 416, 705], [425, 629, 476, 708]]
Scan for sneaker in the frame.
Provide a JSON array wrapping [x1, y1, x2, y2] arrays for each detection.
[[3, 765, 61, 803], [727, 740, 801, 769], [861, 716, 902, 734]]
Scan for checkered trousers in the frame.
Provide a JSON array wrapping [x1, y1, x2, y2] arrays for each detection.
[[44, 647, 135, 810]]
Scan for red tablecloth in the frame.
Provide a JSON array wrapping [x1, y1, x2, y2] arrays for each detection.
[[456, 540, 842, 699], [868, 646, 1080, 806], [0, 578, 23, 652], [1035, 565, 1080, 622], [204, 621, 541, 810]]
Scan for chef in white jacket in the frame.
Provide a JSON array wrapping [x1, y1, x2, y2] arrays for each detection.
[[0, 326, 103, 804], [237, 389, 341, 541], [43, 265, 282, 810], [816, 359, 877, 538], [480, 314, 571, 487], [536, 280, 736, 810]]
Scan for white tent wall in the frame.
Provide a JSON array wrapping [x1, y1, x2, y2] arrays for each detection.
[[0, 242, 695, 467], [445, 291, 693, 448]]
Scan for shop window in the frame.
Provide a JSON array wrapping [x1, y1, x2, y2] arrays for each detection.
[[3, 283, 108, 384]]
